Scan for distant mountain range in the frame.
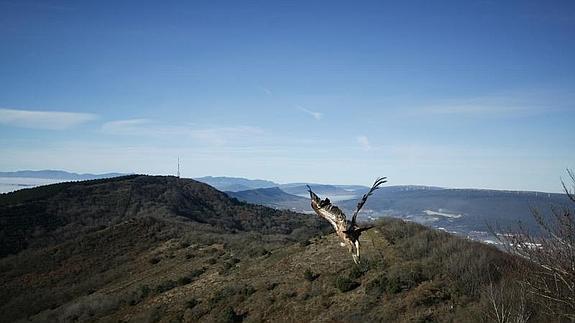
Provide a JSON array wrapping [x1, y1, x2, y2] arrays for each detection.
[[216, 177, 570, 241], [337, 186, 568, 237], [193, 176, 277, 192], [226, 185, 449, 213], [3, 172, 569, 241], [194, 176, 370, 199], [0, 170, 127, 180]]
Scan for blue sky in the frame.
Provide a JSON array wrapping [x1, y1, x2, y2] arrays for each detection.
[[1, 0, 574, 192]]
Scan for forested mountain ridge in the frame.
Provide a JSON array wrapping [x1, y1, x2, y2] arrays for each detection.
[[0, 175, 325, 258]]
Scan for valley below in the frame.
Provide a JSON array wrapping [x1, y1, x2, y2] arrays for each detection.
[[221, 178, 568, 246]]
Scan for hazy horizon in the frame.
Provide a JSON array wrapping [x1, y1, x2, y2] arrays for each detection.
[[0, 168, 570, 194], [1, 1, 574, 193]]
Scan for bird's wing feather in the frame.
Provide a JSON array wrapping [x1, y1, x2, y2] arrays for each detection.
[[307, 185, 348, 232], [351, 177, 387, 226]]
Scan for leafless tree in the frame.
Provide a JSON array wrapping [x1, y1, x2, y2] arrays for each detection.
[[484, 276, 531, 323], [497, 169, 575, 320]]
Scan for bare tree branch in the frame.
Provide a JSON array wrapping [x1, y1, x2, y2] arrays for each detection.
[[494, 169, 575, 320]]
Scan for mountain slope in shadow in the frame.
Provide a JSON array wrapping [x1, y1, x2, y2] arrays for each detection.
[[226, 187, 311, 212]]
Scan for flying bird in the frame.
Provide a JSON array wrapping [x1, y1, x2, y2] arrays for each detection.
[[307, 177, 387, 264]]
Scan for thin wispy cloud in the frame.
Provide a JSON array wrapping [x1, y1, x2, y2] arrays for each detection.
[[101, 119, 179, 136], [356, 135, 372, 151], [420, 101, 535, 116], [190, 126, 264, 146], [0, 108, 97, 130], [297, 105, 323, 120], [415, 91, 572, 117], [101, 119, 147, 132], [101, 119, 264, 146]]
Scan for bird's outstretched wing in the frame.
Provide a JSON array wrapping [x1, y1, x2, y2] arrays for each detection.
[[307, 185, 348, 233], [351, 177, 387, 226]]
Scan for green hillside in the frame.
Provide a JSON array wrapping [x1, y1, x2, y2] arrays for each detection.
[[0, 176, 558, 322]]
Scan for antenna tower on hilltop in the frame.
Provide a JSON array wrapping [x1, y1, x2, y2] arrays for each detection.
[[177, 157, 180, 178]]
